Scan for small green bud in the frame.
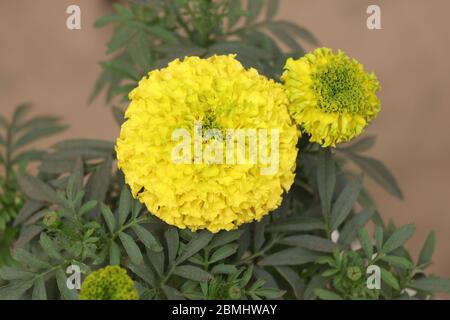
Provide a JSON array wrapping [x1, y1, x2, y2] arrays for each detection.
[[346, 266, 362, 281], [43, 211, 61, 229], [228, 286, 242, 299]]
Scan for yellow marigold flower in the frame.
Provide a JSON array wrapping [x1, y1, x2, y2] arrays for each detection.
[[116, 55, 298, 233], [79, 266, 139, 300], [281, 47, 380, 147]]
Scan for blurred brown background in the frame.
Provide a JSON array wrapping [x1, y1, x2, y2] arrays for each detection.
[[1, 0, 449, 292]]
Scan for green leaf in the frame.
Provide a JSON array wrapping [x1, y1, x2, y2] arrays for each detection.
[[32, 277, 47, 300], [162, 285, 185, 300], [132, 225, 162, 252], [13, 248, 50, 269], [339, 136, 376, 153], [0, 267, 34, 281], [11, 103, 32, 127], [109, 241, 121, 265], [246, 0, 264, 24], [265, 0, 279, 20], [55, 268, 77, 300], [176, 231, 213, 265], [330, 176, 363, 230], [314, 288, 343, 300], [147, 249, 164, 277], [0, 280, 34, 300], [173, 265, 211, 282], [101, 204, 116, 233], [118, 186, 132, 226], [279, 235, 336, 253], [339, 208, 374, 245], [107, 27, 137, 53], [266, 217, 324, 233], [380, 256, 413, 269], [380, 268, 400, 290], [374, 225, 384, 252], [14, 125, 67, 149], [209, 244, 238, 264], [358, 229, 373, 259], [253, 218, 266, 252], [348, 153, 403, 199], [125, 261, 155, 286], [410, 276, 450, 294], [112, 106, 126, 126], [272, 21, 318, 45], [382, 224, 415, 254], [418, 232, 435, 266], [39, 233, 63, 260], [253, 288, 285, 299], [304, 275, 327, 300], [165, 227, 179, 266], [119, 232, 143, 264], [275, 266, 304, 299], [259, 248, 320, 266], [317, 148, 335, 220], [85, 156, 112, 204], [211, 264, 237, 275], [208, 230, 242, 249], [17, 173, 59, 203], [79, 200, 98, 216]]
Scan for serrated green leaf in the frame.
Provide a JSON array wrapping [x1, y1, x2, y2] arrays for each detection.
[[266, 217, 324, 233], [275, 266, 304, 299], [418, 232, 435, 266], [374, 225, 384, 252], [118, 186, 132, 226], [176, 231, 213, 265], [125, 261, 155, 286], [265, 0, 279, 20], [13, 125, 67, 149], [259, 248, 320, 266], [331, 176, 363, 230], [348, 153, 403, 199], [101, 204, 116, 233], [380, 268, 400, 290], [382, 224, 415, 254], [109, 241, 121, 265], [55, 268, 77, 300], [279, 235, 336, 253], [173, 265, 211, 282], [314, 288, 343, 300], [339, 208, 374, 245], [79, 200, 98, 216], [162, 285, 185, 300], [165, 227, 179, 266], [246, 0, 264, 24], [211, 264, 237, 275], [13, 248, 50, 269], [0, 280, 34, 300], [147, 249, 164, 276], [132, 224, 162, 252], [358, 229, 373, 259], [119, 232, 143, 264], [410, 276, 450, 294], [208, 230, 242, 249], [0, 267, 34, 281], [317, 148, 335, 220], [17, 173, 59, 203], [209, 244, 238, 264], [85, 156, 112, 204], [39, 233, 63, 260], [32, 277, 47, 300], [380, 256, 413, 269]]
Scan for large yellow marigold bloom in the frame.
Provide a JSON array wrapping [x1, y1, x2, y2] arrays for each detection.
[[282, 47, 380, 147], [116, 55, 298, 233]]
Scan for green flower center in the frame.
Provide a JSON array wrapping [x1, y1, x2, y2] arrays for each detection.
[[312, 56, 368, 115]]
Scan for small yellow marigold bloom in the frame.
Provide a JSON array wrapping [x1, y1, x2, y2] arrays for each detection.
[[116, 55, 299, 233], [281, 47, 380, 147], [79, 266, 138, 300]]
